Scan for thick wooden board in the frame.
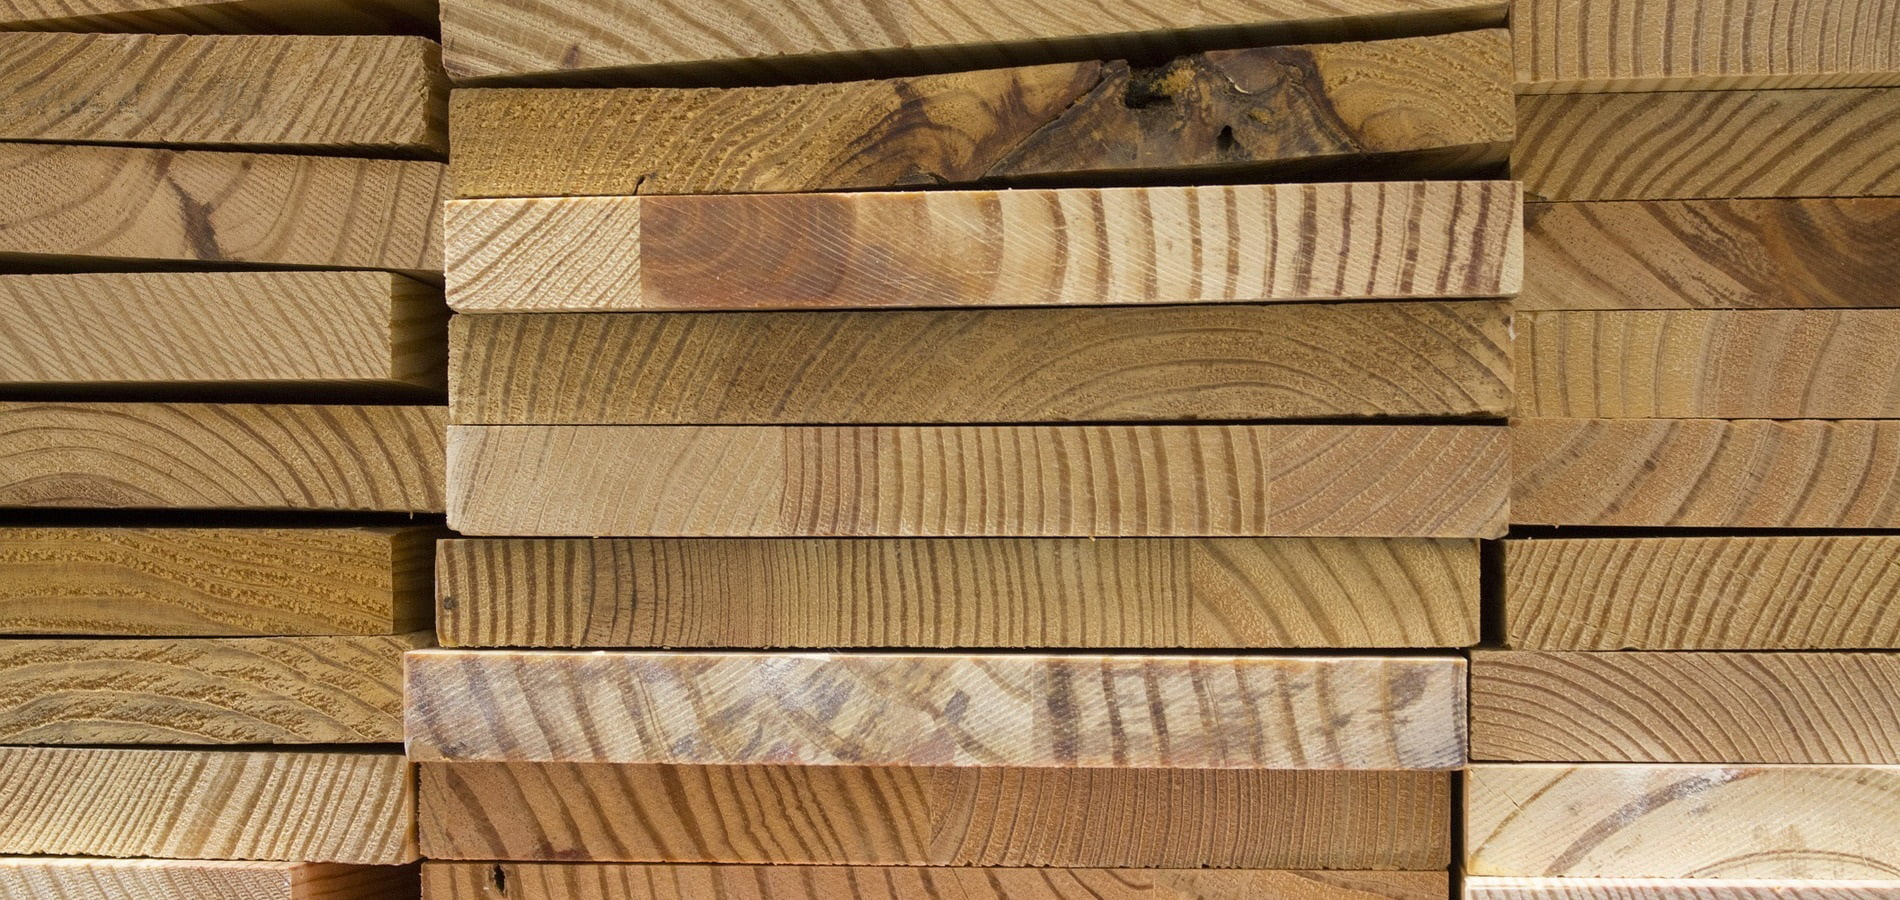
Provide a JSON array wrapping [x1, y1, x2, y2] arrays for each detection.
[[436, 536, 1481, 649], [0, 0, 434, 32], [1512, 419, 1900, 528], [405, 651, 1465, 768], [448, 424, 1510, 538], [446, 182, 1522, 312], [0, 859, 418, 899], [420, 762, 1451, 867], [1515, 89, 1900, 201], [1466, 764, 1900, 878], [0, 402, 446, 512], [0, 746, 415, 863], [0, 272, 446, 397], [1521, 198, 1900, 311], [0, 34, 444, 154], [0, 143, 444, 274], [1470, 651, 1900, 764], [1466, 878, 1900, 900], [450, 303, 1513, 425]]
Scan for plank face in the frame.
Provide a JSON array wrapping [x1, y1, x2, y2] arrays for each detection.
[[1467, 878, 1900, 900], [446, 182, 1523, 312], [0, 859, 418, 900], [0, 0, 435, 32], [420, 763, 1452, 867], [0, 746, 416, 863], [1466, 764, 1900, 878]]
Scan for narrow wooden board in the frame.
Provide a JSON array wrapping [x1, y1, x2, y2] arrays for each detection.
[[0, 0, 434, 32], [450, 302, 1513, 424], [1521, 198, 1900, 310], [0, 746, 416, 863], [448, 424, 1510, 537], [0, 34, 445, 154], [0, 143, 444, 274], [1512, 418, 1900, 528], [0, 859, 419, 899], [1470, 651, 1900, 764], [436, 536, 1481, 649], [1515, 88, 1900, 201], [0, 402, 446, 512], [0, 272, 446, 396], [446, 182, 1522, 312], [1467, 877, 1900, 900], [420, 762, 1451, 867], [1466, 764, 1900, 878]]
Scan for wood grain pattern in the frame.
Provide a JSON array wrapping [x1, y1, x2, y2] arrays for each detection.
[[1467, 877, 1900, 900], [420, 762, 1451, 867], [436, 536, 1481, 649], [0, 34, 444, 154], [0, 859, 419, 900], [1515, 88, 1900, 201], [0, 143, 444, 274], [1512, 418, 1900, 528], [1520, 198, 1900, 310], [0, 402, 446, 512], [0, 0, 434, 32], [0, 272, 446, 397], [447, 424, 1510, 537], [0, 746, 415, 863], [446, 181, 1522, 312], [1466, 764, 1900, 878]]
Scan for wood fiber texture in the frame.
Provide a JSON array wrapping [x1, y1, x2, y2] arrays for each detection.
[[0, 0, 435, 32], [1466, 878, 1900, 900], [0, 859, 418, 900]]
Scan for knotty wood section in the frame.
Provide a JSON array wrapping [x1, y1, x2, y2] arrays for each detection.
[[0, 34, 445, 154], [0, 402, 446, 512], [405, 651, 1465, 768], [1512, 419, 1900, 528], [0, 0, 435, 32], [0, 272, 447, 396], [420, 763, 1451, 867], [1521, 198, 1900, 310], [447, 424, 1509, 537], [1470, 651, 1900, 764], [0, 859, 419, 899], [1466, 764, 1900, 878], [446, 182, 1522, 312], [1515, 88, 1900, 201], [1467, 878, 1900, 900], [0, 746, 415, 863], [436, 537, 1481, 649], [0, 144, 445, 274]]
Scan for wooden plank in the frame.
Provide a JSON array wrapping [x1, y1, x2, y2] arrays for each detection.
[[1467, 878, 1900, 900], [0, 143, 444, 274], [1517, 310, 1900, 418], [0, 402, 446, 512], [0, 859, 418, 899], [404, 651, 1465, 768], [436, 536, 1481, 649], [1521, 198, 1900, 310], [0, 272, 446, 397], [0, 746, 416, 863], [0, 34, 445, 154], [1504, 536, 1900, 650], [1470, 651, 1900, 764], [420, 762, 1451, 867], [446, 181, 1522, 312], [447, 424, 1510, 537], [449, 303, 1513, 425], [1512, 419, 1900, 528], [1466, 764, 1900, 878], [0, 0, 434, 32], [1515, 88, 1900, 201]]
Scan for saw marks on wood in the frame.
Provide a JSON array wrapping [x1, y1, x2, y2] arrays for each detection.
[[420, 763, 1451, 867], [1467, 878, 1900, 900], [0, 0, 436, 33], [0, 746, 415, 863], [0, 859, 419, 900]]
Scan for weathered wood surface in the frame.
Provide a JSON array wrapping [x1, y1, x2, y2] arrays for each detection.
[[0, 143, 444, 274], [1515, 88, 1900, 201], [1466, 764, 1900, 878], [446, 181, 1522, 312], [1466, 878, 1900, 900], [1512, 419, 1900, 528], [1504, 536, 1900, 650], [436, 537, 1481, 649], [448, 424, 1510, 537], [0, 34, 445, 153], [0, 0, 435, 32], [0, 746, 416, 863], [1517, 310, 1900, 418], [0, 859, 419, 900], [420, 763, 1451, 867], [450, 303, 1512, 424], [0, 402, 446, 512], [0, 272, 446, 396], [405, 651, 1465, 768], [1521, 198, 1900, 310]]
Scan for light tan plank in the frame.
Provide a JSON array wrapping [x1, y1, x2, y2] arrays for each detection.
[[0, 859, 418, 900], [0, 0, 434, 32], [1467, 877, 1900, 900]]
